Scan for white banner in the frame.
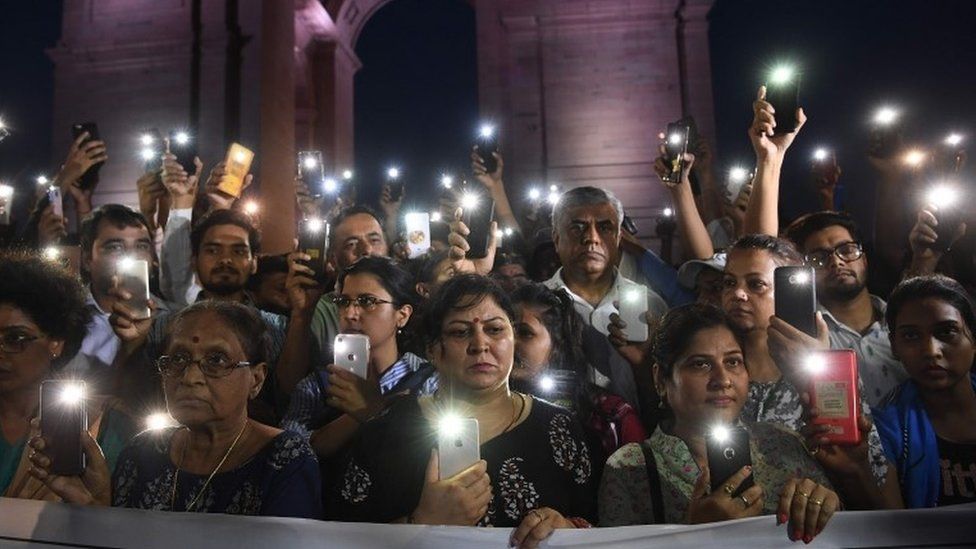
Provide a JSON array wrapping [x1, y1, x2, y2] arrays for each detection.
[[0, 497, 973, 548]]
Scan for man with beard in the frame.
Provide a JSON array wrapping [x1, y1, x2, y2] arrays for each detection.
[[543, 186, 667, 415], [785, 211, 907, 406]]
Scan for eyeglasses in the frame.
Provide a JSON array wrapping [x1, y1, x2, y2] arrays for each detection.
[[331, 295, 394, 311], [156, 353, 251, 378], [0, 333, 40, 355], [805, 242, 864, 269]]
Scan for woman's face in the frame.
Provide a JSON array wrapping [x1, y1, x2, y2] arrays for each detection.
[[0, 304, 63, 396], [891, 297, 975, 393], [513, 305, 552, 382], [431, 295, 515, 394], [162, 311, 265, 428], [655, 325, 749, 430], [338, 272, 411, 352], [722, 249, 778, 333]]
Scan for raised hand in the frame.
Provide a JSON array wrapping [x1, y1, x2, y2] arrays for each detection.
[[749, 85, 807, 161], [686, 465, 765, 524], [471, 147, 504, 192], [161, 152, 200, 210], [448, 207, 497, 276], [411, 450, 492, 526], [27, 419, 112, 506]]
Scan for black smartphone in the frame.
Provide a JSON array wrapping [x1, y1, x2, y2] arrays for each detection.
[[462, 189, 496, 259], [39, 380, 88, 476], [142, 128, 164, 174], [476, 126, 499, 175], [168, 129, 198, 173], [706, 426, 753, 497], [774, 266, 818, 337], [71, 122, 103, 190], [764, 71, 800, 135], [663, 121, 690, 184], [678, 115, 701, 154], [298, 218, 330, 282], [298, 151, 325, 189], [387, 180, 405, 203]]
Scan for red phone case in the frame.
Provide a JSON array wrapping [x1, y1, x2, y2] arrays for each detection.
[[808, 350, 861, 446]]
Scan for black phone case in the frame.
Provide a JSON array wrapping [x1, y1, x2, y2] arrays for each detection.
[[663, 121, 690, 184], [477, 135, 499, 174], [765, 79, 800, 135], [462, 192, 495, 259], [298, 219, 330, 282], [71, 122, 103, 190], [298, 152, 325, 187], [774, 266, 818, 337], [39, 381, 87, 476], [387, 181, 405, 203], [168, 130, 198, 174], [706, 426, 753, 497]]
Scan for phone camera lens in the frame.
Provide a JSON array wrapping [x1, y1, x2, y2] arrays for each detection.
[[724, 447, 736, 460], [454, 438, 463, 448], [347, 353, 356, 362]]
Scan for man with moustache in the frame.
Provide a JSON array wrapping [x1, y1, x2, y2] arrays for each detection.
[[543, 186, 667, 413], [785, 211, 907, 407]]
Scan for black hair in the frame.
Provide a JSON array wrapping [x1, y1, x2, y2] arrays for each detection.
[[651, 303, 737, 381], [493, 252, 527, 270], [338, 256, 419, 309], [190, 208, 261, 256], [80, 204, 153, 255], [246, 254, 289, 291], [328, 205, 386, 250], [410, 249, 451, 286], [886, 275, 976, 339], [422, 274, 516, 349], [162, 300, 271, 365], [784, 211, 862, 253], [0, 250, 91, 369], [729, 233, 803, 267]]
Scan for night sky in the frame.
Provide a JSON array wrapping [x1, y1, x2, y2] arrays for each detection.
[[2, 0, 975, 234]]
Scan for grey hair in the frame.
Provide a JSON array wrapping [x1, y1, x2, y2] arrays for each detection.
[[550, 186, 625, 231]]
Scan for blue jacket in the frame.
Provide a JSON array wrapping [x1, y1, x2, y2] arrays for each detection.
[[872, 373, 976, 508]]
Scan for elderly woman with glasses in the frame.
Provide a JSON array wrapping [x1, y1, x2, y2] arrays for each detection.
[[29, 300, 323, 518]]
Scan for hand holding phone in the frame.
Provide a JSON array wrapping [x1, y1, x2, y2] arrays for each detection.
[[404, 212, 431, 258], [40, 380, 88, 476], [298, 218, 330, 282], [437, 417, 480, 480], [475, 125, 499, 175], [662, 121, 691, 184], [460, 188, 495, 259], [218, 143, 254, 198], [116, 258, 152, 319], [705, 425, 753, 497], [805, 350, 862, 446], [334, 334, 369, 379], [764, 66, 800, 135], [47, 186, 64, 219], [298, 151, 325, 193], [168, 129, 197, 173], [616, 282, 649, 342], [774, 266, 817, 337], [71, 122, 104, 190]]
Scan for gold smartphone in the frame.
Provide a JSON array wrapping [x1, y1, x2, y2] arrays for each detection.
[[218, 143, 254, 198]]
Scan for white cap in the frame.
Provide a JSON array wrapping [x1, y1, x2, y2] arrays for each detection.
[[677, 252, 727, 291]]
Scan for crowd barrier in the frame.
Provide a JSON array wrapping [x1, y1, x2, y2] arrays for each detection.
[[1, 497, 974, 548]]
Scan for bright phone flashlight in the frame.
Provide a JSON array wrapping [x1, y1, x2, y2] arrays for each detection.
[[624, 288, 643, 303], [140, 134, 155, 147], [769, 65, 794, 85], [302, 156, 318, 170], [668, 133, 683, 145], [387, 167, 400, 180], [789, 270, 811, 285], [479, 124, 495, 138], [440, 175, 453, 189], [945, 133, 964, 147], [0, 185, 12, 199], [140, 148, 155, 161], [323, 178, 338, 194], [710, 425, 731, 443], [873, 107, 899, 126], [539, 375, 556, 392], [804, 354, 827, 375], [306, 218, 325, 233], [927, 185, 960, 209], [145, 412, 177, 431], [431, 211, 442, 222], [437, 413, 464, 437], [813, 148, 829, 161], [494, 228, 504, 239], [663, 207, 674, 217], [60, 383, 85, 405], [174, 131, 190, 146], [342, 169, 354, 180], [903, 149, 926, 167], [36, 175, 50, 186], [528, 188, 541, 201], [243, 200, 259, 215], [728, 166, 749, 183], [234, 150, 247, 163], [461, 192, 480, 211], [42, 247, 61, 261], [504, 227, 514, 237], [117, 256, 137, 272]]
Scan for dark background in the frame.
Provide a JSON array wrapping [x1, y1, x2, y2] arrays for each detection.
[[2, 0, 975, 237]]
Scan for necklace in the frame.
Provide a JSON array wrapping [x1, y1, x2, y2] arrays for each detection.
[[169, 420, 249, 512]]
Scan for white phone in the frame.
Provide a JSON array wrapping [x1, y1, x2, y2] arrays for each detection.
[[0, 185, 13, 226], [117, 258, 151, 319], [617, 281, 649, 342], [334, 334, 370, 379], [437, 417, 480, 480], [404, 212, 431, 259], [47, 187, 63, 218]]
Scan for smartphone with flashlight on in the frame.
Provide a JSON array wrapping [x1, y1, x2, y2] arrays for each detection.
[[0, 185, 12, 226], [404, 212, 431, 259], [71, 122, 103, 190], [47, 186, 63, 219], [706, 426, 753, 497], [617, 281, 649, 342], [774, 266, 817, 337], [386, 174, 405, 203], [662, 121, 690, 184], [168, 129, 197, 173], [298, 151, 325, 189], [536, 369, 579, 412], [476, 125, 499, 174], [217, 143, 253, 198], [298, 217, 330, 282], [461, 191, 496, 259], [116, 258, 151, 319], [40, 380, 88, 476], [868, 108, 902, 158], [334, 334, 369, 379], [764, 67, 800, 135], [438, 417, 480, 481], [927, 185, 965, 252], [141, 128, 164, 174], [806, 350, 861, 446]]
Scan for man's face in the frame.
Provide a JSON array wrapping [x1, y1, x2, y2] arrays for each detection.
[[194, 224, 257, 297], [85, 221, 154, 296], [553, 203, 621, 281], [331, 213, 389, 271], [802, 225, 867, 302]]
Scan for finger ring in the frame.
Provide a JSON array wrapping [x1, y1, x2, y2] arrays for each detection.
[[797, 490, 810, 499], [530, 510, 543, 521], [739, 495, 750, 507], [809, 446, 821, 457], [723, 484, 735, 496], [811, 499, 823, 506]]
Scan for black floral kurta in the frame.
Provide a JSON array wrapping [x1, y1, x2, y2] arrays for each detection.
[[331, 394, 595, 525]]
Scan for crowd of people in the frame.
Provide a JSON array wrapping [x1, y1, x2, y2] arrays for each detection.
[[0, 84, 973, 548]]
